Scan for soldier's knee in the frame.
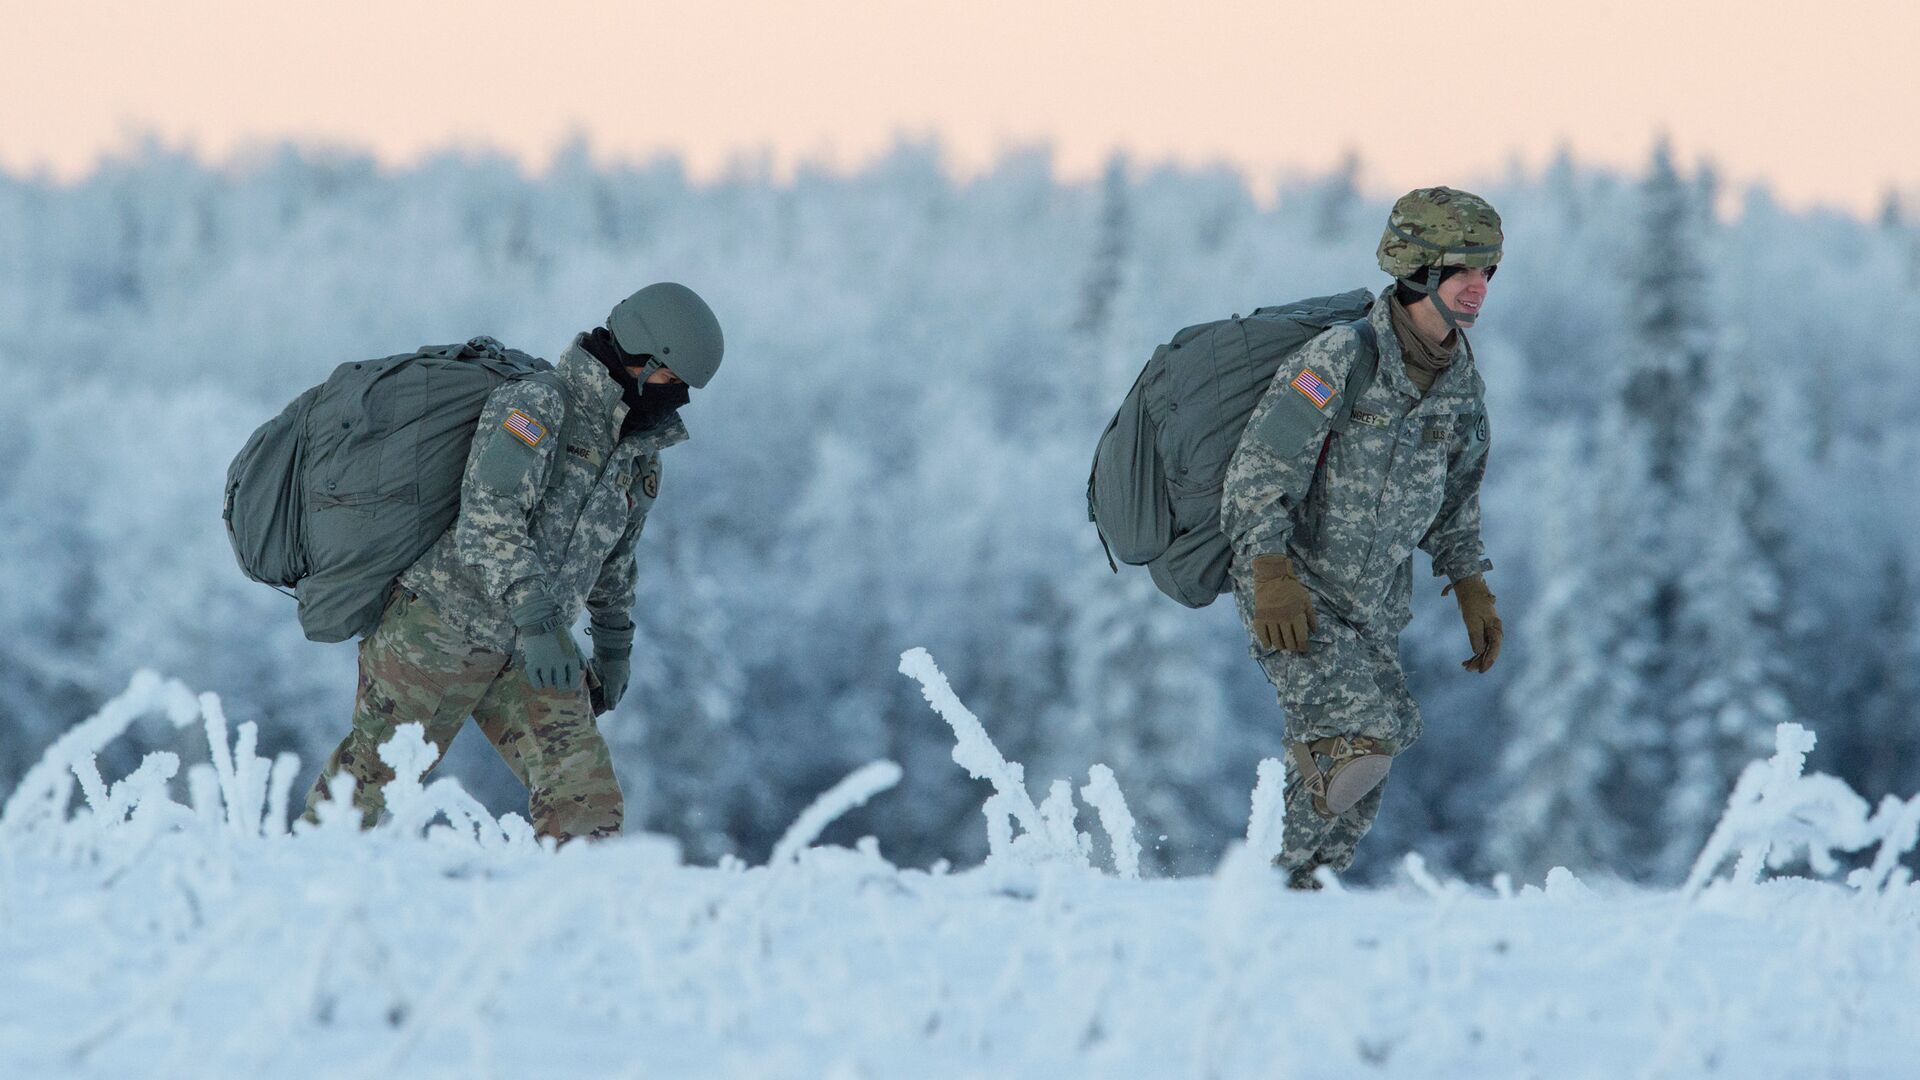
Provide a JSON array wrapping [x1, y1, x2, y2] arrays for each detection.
[[1291, 734, 1394, 818]]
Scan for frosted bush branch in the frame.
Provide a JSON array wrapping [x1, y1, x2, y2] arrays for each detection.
[[303, 771, 364, 833], [1401, 852, 1461, 899], [898, 647, 1045, 837], [201, 692, 282, 840], [263, 753, 300, 837], [1244, 757, 1287, 865], [1080, 765, 1141, 879], [1684, 723, 1877, 897], [0, 670, 201, 835], [771, 760, 904, 864], [1849, 795, 1920, 894], [368, 723, 526, 849], [1038, 779, 1092, 863], [900, 647, 1125, 870], [981, 791, 1017, 856], [104, 753, 181, 826], [4, 673, 537, 861], [73, 752, 112, 817], [376, 723, 444, 838]]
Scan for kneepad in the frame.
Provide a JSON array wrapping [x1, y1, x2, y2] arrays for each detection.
[[1291, 735, 1393, 817]]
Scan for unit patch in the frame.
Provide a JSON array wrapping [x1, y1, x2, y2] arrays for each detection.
[[503, 409, 548, 448], [642, 473, 659, 500], [1291, 367, 1335, 410]]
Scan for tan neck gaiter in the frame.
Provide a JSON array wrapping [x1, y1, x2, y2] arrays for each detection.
[[1388, 294, 1457, 395]]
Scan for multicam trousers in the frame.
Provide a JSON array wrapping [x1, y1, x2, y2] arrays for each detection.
[[301, 587, 622, 842], [1233, 573, 1422, 880]]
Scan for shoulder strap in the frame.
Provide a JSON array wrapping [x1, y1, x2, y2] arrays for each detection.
[[512, 367, 564, 390], [1327, 319, 1381, 435], [1308, 321, 1383, 479]]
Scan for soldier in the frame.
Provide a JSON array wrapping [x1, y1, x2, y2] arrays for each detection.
[[1222, 188, 1505, 889], [302, 282, 724, 842]]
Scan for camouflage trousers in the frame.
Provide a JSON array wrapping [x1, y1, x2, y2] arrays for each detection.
[[1233, 574, 1422, 879], [302, 587, 622, 842]]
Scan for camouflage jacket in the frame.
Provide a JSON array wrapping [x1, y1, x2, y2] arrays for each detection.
[[1222, 292, 1491, 635], [401, 336, 688, 651]]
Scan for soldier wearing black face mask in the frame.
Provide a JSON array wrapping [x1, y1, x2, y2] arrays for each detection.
[[302, 282, 723, 843], [578, 326, 695, 439]]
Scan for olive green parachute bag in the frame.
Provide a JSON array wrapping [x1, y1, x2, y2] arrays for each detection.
[[1087, 290, 1380, 607], [223, 336, 560, 642]]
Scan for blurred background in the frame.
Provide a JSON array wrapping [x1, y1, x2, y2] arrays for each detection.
[[2, 1, 1916, 882]]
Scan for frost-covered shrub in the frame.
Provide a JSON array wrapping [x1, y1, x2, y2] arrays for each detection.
[[1685, 723, 1920, 896], [900, 647, 1141, 876]]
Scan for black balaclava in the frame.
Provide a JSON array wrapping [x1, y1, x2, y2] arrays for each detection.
[[582, 327, 690, 439]]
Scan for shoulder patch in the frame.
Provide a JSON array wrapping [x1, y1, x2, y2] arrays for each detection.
[[1290, 367, 1336, 410], [642, 472, 659, 500], [503, 409, 548, 448]]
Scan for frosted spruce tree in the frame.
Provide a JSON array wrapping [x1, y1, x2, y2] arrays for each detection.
[[1063, 154, 1241, 871], [1658, 352, 1795, 877], [1823, 552, 1920, 802], [1492, 140, 1720, 880], [1484, 428, 1635, 876]]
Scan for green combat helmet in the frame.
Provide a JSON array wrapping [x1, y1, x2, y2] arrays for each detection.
[[607, 282, 725, 388], [1376, 187, 1503, 333]]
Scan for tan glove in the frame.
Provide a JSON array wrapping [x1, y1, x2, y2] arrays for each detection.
[[1251, 555, 1318, 653], [1444, 576, 1502, 673]]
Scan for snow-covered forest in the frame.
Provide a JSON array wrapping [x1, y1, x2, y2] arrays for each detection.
[[2, 136, 1917, 883]]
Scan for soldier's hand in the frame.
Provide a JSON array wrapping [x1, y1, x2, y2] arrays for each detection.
[[587, 617, 635, 714], [521, 628, 584, 690], [512, 596, 585, 691], [1251, 555, 1318, 653], [588, 657, 631, 713], [1445, 576, 1502, 673]]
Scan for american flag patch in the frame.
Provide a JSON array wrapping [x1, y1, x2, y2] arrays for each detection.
[[1291, 367, 1335, 409], [503, 409, 547, 448]]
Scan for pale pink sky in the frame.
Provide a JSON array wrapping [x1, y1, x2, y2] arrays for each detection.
[[4, 0, 1913, 214]]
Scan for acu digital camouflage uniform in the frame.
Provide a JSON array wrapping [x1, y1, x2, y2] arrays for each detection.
[[304, 336, 685, 840], [1222, 291, 1491, 882]]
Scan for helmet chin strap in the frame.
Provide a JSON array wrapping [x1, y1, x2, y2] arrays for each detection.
[[1399, 269, 1474, 336]]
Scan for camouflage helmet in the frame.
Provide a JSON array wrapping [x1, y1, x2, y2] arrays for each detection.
[[1376, 187, 1503, 280], [607, 282, 724, 389]]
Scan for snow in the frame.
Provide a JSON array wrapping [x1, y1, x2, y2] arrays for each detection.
[[4, 665, 1918, 1079]]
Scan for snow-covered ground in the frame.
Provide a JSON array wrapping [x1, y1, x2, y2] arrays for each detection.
[[4, 656, 1917, 1080]]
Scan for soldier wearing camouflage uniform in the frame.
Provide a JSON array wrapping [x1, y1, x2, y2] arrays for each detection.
[[303, 283, 724, 842], [1222, 189, 1506, 889]]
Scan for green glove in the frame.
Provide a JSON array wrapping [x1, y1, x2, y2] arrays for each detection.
[[1443, 576, 1503, 673], [587, 617, 635, 715], [511, 597, 584, 691], [1251, 554, 1318, 653]]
